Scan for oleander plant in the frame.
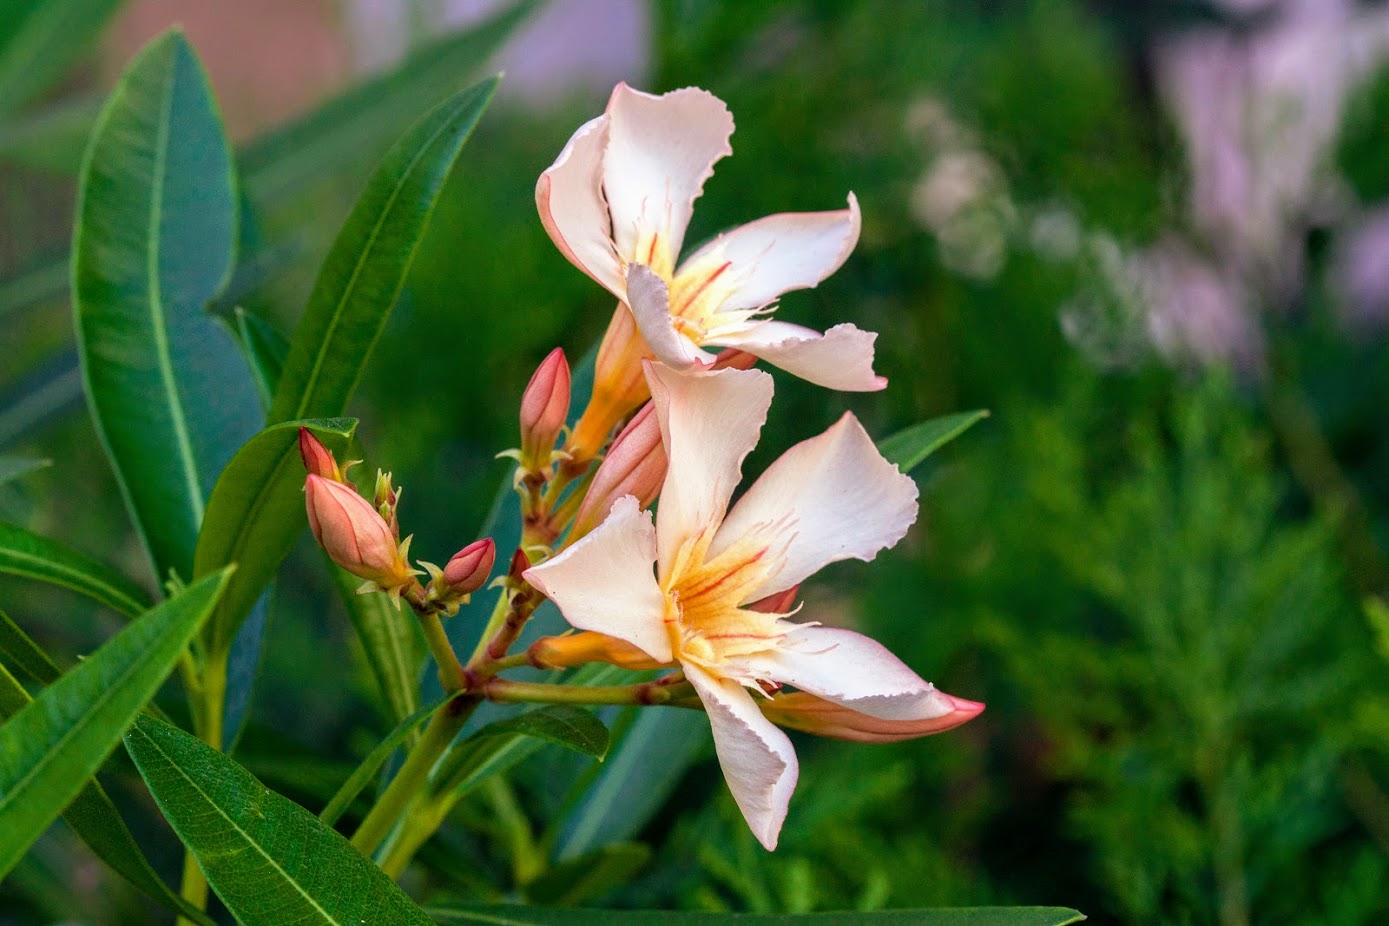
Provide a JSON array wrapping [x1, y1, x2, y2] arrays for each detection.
[[9, 1, 1389, 925], [0, 13, 1081, 926]]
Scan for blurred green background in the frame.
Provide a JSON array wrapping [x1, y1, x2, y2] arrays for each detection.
[[5, 0, 1389, 923]]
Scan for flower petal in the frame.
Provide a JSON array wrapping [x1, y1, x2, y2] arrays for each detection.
[[746, 625, 958, 722], [679, 193, 862, 312], [645, 363, 773, 580], [684, 662, 797, 851], [627, 264, 716, 370], [712, 412, 917, 599], [760, 690, 984, 743], [536, 114, 624, 295], [523, 495, 671, 663], [604, 84, 734, 268], [713, 321, 887, 392]]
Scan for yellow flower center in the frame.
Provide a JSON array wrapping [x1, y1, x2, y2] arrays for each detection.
[[661, 523, 793, 682]]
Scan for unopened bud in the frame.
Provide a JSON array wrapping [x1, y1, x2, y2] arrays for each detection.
[[298, 428, 343, 482], [305, 474, 415, 592], [519, 347, 571, 469], [528, 631, 666, 671], [760, 691, 985, 744], [374, 470, 400, 536], [422, 538, 496, 615], [569, 403, 667, 541], [445, 539, 495, 595]]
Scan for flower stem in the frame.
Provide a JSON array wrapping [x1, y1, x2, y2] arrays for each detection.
[[176, 646, 227, 924], [486, 673, 690, 706], [418, 611, 467, 693], [350, 696, 477, 859]]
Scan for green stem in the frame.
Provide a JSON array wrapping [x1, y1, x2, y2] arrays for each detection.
[[175, 852, 209, 926], [377, 794, 452, 879], [486, 675, 690, 706], [350, 697, 476, 859], [468, 591, 513, 665], [418, 611, 466, 692], [176, 646, 227, 924]]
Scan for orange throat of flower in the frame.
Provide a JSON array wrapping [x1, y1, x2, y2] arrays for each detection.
[[661, 525, 792, 684]]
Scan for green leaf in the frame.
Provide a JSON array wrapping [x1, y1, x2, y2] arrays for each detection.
[[334, 562, 424, 731], [878, 410, 989, 474], [194, 417, 357, 655], [319, 695, 451, 827], [427, 907, 1086, 925], [0, 456, 50, 487], [0, 567, 231, 878], [0, 520, 152, 618], [241, 0, 536, 202], [0, 0, 126, 115], [234, 306, 290, 408], [269, 76, 499, 423], [0, 661, 215, 925], [73, 30, 262, 587], [434, 706, 609, 799], [124, 714, 436, 926], [552, 707, 707, 861], [524, 842, 652, 907], [0, 609, 61, 684]]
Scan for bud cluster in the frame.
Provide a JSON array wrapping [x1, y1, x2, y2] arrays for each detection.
[[298, 429, 494, 610]]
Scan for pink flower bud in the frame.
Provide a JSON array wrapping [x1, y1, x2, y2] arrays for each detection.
[[760, 691, 985, 744], [569, 402, 667, 541], [304, 475, 413, 589], [443, 538, 496, 597], [298, 428, 342, 481], [519, 347, 571, 468]]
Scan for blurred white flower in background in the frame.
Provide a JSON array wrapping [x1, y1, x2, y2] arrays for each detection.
[[1334, 206, 1389, 332], [343, 0, 650, 103], [1157, 0, 1389, 297], [905, 97, 1017, 281]]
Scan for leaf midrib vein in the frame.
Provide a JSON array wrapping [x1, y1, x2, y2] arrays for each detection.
[[146, 53, 207, 533], [291, 97, 471, 420], [134, 726, 355, 925]]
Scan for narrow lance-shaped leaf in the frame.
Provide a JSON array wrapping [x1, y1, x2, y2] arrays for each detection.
[[878, 410, 990, 474], [0, 456, 50, 487], [73, 29, 262, 588], [0, 661, 215, 925], [124, 715, 437, 926], [523, 843, 652, 907], [552, 707, 707, 861], [242, 0, 536, 202], [269, 76, 499, 423], [0, 520, 151, 618], [0, 610, 60, 684], [427, 907, 1087, 926], [233, 306, 289, 408], [0, 567, 232, 878], [433, 705, 610, 800], [194, 418, 357, 656], [334, 562, 424, 731], [320, 695, 452, 827]]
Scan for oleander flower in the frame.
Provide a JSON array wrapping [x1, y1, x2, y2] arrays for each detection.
[[524, 364, 976, 849], [538, 83, 882, 459]]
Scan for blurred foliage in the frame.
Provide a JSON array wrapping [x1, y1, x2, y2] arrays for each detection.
[[4, 0, 1389, 924]]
